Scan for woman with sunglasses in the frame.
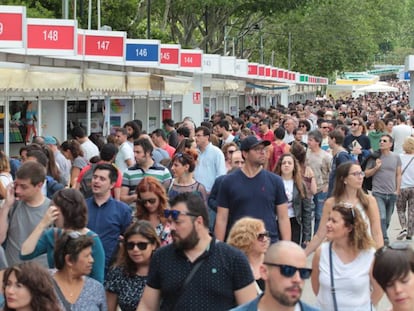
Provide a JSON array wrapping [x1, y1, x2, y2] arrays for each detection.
[[52, 232, 107, 310], [168, 150, 208, 206], [311, 203, 383, 310], [2, 261, 62, 311], [227, 217, 270, 294], [105, 221, 160, 311], [305, 162, 383, 256], [20, 188, 105, 283], [373, 243, 414, 311], [274, 153, 312, 246], [135, 176, 172, 246]]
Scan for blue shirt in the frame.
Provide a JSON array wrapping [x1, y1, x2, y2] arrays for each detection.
[[86, 197, 132, 271], [194, 143, 226, 192]]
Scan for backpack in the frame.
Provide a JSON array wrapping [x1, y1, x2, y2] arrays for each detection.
[[360, 151, 381, 192], [269, 141, 286, 171], [79, 163, 98, 199]]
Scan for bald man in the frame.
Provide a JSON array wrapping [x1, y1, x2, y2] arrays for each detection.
[[230, 241, 319, 311]]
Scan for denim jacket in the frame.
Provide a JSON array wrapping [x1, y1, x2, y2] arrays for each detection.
[[229, 294, 319, 311]]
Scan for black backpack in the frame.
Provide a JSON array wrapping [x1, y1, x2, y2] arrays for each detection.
[[360, 151, 381, 192]]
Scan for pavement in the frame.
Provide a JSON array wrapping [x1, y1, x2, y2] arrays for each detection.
[[301, 208, 414, 310]]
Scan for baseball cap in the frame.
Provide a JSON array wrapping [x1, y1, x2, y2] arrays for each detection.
[[44, 136, 57, 145], [240, 135, 270, 151]]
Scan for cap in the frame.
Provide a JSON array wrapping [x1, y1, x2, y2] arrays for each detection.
[[240, 135, 271, 151], [44, 136, 57, 145]]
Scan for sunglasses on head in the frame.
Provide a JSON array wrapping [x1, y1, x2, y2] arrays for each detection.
[[257, 231, 270, 242], [126, 241, 150, 251], [137, 198, 157, 205], [264, 262, 312, 279], [164, 209, 198, 221]]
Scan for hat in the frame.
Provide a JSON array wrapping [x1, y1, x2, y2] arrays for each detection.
[[44, 136, 57, 145], [240, 136, 271, 151]]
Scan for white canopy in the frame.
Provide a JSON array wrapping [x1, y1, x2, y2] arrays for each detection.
[[358, 83, 399, 93]]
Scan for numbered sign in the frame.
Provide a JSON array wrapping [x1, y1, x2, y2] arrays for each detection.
[[125, 39, 160, 66], [235, 59, 248, 77], [272, 68, 277, 78], [160, 44, 180, 68], [258, 65, 265, 77], [0, 5, 25, 48], [202, 54, 220, 74], [248, 63, 258, 76], [27, 18, 76, 55], [80, 29, 125, 61], [180, 49, 202, 70], [220, 56, 236, 76]]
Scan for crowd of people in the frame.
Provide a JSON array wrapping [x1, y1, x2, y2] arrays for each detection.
[[0, 91, 414, 310]]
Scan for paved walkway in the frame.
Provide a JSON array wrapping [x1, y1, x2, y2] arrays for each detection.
[[302, 208, 413, 310]]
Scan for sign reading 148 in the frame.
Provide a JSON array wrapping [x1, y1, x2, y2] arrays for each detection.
[[43, 30, 58, 41]]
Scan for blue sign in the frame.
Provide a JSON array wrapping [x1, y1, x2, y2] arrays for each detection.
[[125, 43, 159, 62]]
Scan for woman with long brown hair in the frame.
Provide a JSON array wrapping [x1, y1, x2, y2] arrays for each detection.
[[305, 161, 383, 256], [274, 153, 312, 245], [135, 176, 172, 245], [60, 140, 88, 187]]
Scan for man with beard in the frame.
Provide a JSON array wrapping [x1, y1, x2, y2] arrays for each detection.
[[137, 193, 257, 311], [230, 241, 319, 311]]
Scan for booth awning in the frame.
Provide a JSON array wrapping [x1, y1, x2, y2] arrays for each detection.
[[0, 62, 27, 90], [127, 72, 151, 92], [83, 69, 126, 92], [25, 66, 81, 91]]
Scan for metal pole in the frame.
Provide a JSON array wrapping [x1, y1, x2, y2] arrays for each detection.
[[97, 0, 101, 29], [88, 0, 92, 29], [147, 0, 151, 39], [271, 50, 275, 66], [74, 0, 77, 20], [288, 32, 292, 70], [260, 34, 264, 64], [241, 35, 244, 59], [224, 25, 227, 55]]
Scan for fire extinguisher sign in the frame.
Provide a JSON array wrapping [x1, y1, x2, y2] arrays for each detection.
[[193, 92, 201, 104]]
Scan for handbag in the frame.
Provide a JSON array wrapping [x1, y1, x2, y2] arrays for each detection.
[[402, 156, 414, 175]]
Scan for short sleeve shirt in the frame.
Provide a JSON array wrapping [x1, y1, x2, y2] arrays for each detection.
[[146, 239, 254, 311]]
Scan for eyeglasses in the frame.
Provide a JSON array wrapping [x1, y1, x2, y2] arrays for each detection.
[[263, 263, 312, 279], [164, 209, 198, 221], [351, 123, 360, 126], [348, 171, 365, 177], [126, 241, 150, 251], [257, 231, 270, 242], [137, 198, 157, 205], [375, 241, 410, 257], [228, 149, 236, 154]]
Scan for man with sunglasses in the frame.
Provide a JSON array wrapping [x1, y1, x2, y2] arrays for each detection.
[[230, 241, 318, 311], [343, 117, 371, 164], [138, 193, 257, 311], [365, 134, 401, 245]]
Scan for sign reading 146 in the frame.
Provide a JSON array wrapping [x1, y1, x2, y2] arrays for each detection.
[[125, 42, 159, 62]]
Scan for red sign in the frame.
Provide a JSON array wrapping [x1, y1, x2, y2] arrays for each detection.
[[265, 67, 271, 77], [27, 24, 75, 50], [271, 68, 277, 78], [258, 66, 265, 76], [0, 13, 22, 41], [77, 33, 84, 54], [248, 64, 258, 75], [180, 52, 202, 68], [160, 47, 179, 64], [277, 69, 284, 79], [193, 92, 201, 104], [84, 34, 124, 57]]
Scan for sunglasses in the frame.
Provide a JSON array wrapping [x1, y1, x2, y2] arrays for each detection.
[[126, 241, 150, 251], [137, 198, 157, 205], [257, 231, 270, 242], [164, 209, 198, 221], [263, 262, 312, 279]]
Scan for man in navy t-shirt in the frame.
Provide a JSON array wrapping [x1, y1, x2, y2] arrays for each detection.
[[215, 135, 290, 243]]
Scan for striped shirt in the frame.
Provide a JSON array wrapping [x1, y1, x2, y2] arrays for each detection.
[[122, 162, 172, 193]]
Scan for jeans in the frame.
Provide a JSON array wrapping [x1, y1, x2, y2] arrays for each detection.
[[373, 192, 397, 240], [313, 191, 328, 234]]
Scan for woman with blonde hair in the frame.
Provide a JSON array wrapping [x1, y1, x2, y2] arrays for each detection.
[[227, 217, 270, 293], [311, 203, 383, 310], [396, 136, 414, 241], [0, 151, 13, 201]]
